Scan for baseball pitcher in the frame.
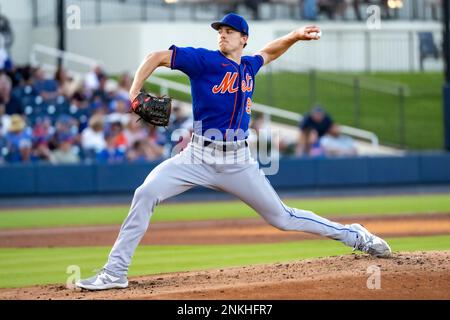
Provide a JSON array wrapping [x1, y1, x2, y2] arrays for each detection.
[[76, 13, 391, 290]]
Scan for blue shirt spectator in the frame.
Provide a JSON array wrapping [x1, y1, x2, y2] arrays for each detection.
[[5, 95, 23, 115], [0, 73, 23, 115], [5, 115, 32, 162], [297, 105, 333, 156], [299, 105, 333, 138], [33, 68, 59, 101], [96, 134, 126, 164]]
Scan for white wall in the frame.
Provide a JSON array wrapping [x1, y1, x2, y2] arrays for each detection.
[[277, 21, 443, 72], [26, 20, 443, 74], [0, 1, 443, 72], [0, 0, 33, 65], [66, 24, 141, 73]]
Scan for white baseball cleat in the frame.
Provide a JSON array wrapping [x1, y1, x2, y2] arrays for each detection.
[[350, 224, 392, 258], [76, 269, 128, 291]]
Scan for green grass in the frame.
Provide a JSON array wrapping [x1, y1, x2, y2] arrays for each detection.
[[152, 71, 443, 150], [0, 194, 449, 229], [0, 235, 448, 288]]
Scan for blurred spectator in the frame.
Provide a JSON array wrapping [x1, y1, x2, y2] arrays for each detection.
[[225, 0, 263, 20], [96, 133, 126, 164], [116, 72, 132, 101], [4, 115, 32, 162], [351, 0, 363, 21], [87, 73, 111, 117], [69, 90, 91, 132], [302, 127, 324, 157], [249, 112, 266, 135], [127, 140, 154, 163], [147, 126, 167, 160], [124, 115, 148, 148], [0, 73, 22, 115], [32, 137, 52, 162], [317, 0, 347, 20], [0, 63, 201, 165], [0, 102, 10, 134], [245, 0, 262, 20], [380, 0, 391, 19], [320, 123, 357, 156], [0, 124, 6, 164], [296, 105, 333, 156], [89, 99, 108, 117], [106, 98, 130, 126], [33, 68, 59, 101], [32, 116, 53, 144], [91, 72, 110, 105], [248, 112, 275, 157], [108, 121, 128, 149], [166, 103, 191, 149], [85, 65, 104, 95], [10, 65, 35, 91], [55, 66, 81, 98], [81, 114, 106, 157], [426, 0, 441, 20], [301, 0, 398, 21], [48, 115, 78, 151], [51, 134, 80, 164], [0, 44, 12, 72]]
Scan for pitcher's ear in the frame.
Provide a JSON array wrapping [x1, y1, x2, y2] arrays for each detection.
[[242, 34, 248, 48]]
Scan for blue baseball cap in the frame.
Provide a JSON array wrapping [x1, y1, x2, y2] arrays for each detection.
[[211, 13, 249, 36]]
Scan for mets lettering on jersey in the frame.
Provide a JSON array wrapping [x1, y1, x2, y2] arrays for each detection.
[[169, 45, 264, 140], [211, 72, 254, 94]]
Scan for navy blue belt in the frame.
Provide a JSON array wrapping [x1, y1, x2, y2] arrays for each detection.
[[202, 140, 248, 152], [192, 135, 248, 152]]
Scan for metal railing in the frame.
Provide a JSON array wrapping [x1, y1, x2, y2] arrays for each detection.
[[30, 43, 100, 76], [150, 75, 379, 148]]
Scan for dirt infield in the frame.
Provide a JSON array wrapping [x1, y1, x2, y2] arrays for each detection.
[[1, 251, 449, 300], [1, 213, 449, 247], [1, 213, 449, 299]]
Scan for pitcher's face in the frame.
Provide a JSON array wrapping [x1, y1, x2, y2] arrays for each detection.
[[217, 26, 247, 54]]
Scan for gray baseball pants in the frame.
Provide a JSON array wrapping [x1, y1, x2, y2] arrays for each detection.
[[104, 134, 359, 276]]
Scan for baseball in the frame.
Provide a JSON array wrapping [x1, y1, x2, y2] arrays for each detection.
[[311, 30, 322, 39]]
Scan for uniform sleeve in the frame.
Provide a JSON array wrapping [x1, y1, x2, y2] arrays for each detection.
[[245, 54, 264, 76], [168, 45, 206, 79]]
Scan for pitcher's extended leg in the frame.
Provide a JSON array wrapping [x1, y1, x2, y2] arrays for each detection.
[[104, 147, 215, 276], [216, 162, 359, 247]]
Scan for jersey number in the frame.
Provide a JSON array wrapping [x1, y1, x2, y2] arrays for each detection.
[[246, 97, 252, 114]]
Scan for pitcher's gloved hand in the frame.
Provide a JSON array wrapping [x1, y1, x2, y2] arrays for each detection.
[[131, 90, 172, 127]]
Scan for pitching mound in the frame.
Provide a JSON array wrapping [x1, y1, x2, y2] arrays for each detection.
[[1, 251, 449, 300]]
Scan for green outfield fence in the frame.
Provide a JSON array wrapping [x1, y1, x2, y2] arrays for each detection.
[[253, 70, 443, 150], [153, 70, 443, 150], [259, 70, 408, 148]]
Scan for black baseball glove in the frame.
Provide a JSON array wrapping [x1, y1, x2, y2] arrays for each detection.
[[131, 90, 172, 127]]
